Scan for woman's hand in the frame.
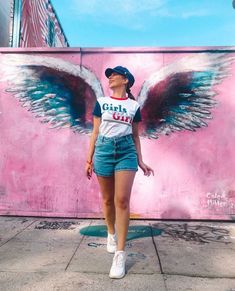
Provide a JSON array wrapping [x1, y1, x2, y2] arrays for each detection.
[[138, 161, 154, 177], [85, 161, 93, 180]]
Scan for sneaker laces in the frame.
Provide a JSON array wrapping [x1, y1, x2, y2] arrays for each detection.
[[113, 252, 125, 268]]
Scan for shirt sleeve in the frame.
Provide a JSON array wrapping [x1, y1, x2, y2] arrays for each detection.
[[92, 101, 101, 117], [133, 107, 142, 122]]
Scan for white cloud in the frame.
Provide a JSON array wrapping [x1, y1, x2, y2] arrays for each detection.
[[149, 3, 211, 19], [156, 10, 211, 19], [71, 0, 167, 16], [70, 0, 213, 18], [69, 0, 213, 31], [70, 0, 167, 30], [180, 9, 211, 19]]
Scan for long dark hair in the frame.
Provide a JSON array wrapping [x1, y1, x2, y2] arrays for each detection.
[[126, 85, 135, 100]]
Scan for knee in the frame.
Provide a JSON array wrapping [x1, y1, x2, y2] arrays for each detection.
[[103, 197, 114, 207], [115, 197, 129, 210]]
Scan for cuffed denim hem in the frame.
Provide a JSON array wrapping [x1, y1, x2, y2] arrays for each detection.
[[115, 168, 138, 172]]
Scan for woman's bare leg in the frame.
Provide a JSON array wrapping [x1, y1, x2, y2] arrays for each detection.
[[114, 171, 136, 251], [97, 175, 115, 234]]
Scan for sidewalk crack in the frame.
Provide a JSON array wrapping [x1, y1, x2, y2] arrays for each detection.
[[150, 225, 164, 274], [0, 219, 38, 248], [150, 225, 168, 290], [65, 220, 93, 271]]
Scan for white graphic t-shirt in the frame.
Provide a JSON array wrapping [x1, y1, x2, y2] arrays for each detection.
[[93, 96, 142, 138]]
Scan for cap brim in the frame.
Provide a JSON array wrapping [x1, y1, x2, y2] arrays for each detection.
[[105, 68, 114, 78]]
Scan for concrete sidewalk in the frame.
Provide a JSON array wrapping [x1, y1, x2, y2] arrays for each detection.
[[0, 216, 235, 291]]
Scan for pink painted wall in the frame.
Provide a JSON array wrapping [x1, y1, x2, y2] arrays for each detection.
[[0, 47, 235, 220]]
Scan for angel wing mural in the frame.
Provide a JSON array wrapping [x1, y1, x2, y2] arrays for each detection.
[[0, 54, 104, 134], [0, 50, 235, 220], [138, 53, 234, 138], [0, 53, 233, 139]]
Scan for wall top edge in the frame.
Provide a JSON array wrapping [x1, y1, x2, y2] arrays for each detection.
[[1, 46, 235, 54]]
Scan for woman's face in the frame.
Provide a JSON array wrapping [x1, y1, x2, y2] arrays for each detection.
[[108, 72, 128, 89]]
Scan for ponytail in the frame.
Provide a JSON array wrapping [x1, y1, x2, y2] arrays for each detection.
[[126, 86, 135, 100]]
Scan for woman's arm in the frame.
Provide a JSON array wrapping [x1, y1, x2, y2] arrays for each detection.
[[85, 116, 101, 179], [132, 122, 154, 176]]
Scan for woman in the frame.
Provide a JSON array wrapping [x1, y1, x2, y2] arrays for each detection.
[[85, 66, 154, 279]]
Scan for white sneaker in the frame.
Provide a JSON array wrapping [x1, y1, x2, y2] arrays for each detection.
[[109, 251, 126, 279], [107, 233, 117, 253]]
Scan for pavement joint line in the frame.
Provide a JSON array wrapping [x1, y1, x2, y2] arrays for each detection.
[[59, 270, 164, 276], [0, 270, 157, 275], [0, 270, 53, 274], [150, 225, 169, 291], [0, 269, 235, 279], [150, 224, 164, 274], [64, 220, 93, 271], [0, 219, 38, 248], [163, 273, 235, 279]]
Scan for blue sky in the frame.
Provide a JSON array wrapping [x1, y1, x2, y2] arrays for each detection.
[[51, 0, 235, 47]]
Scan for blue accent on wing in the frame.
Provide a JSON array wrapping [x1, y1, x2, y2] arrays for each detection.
[[140, 70, 218, 138], [5, 65, 97, 133]]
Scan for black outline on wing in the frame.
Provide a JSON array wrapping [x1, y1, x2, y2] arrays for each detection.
[[1, 54, 104, 134], [137, 53, 234, 139]]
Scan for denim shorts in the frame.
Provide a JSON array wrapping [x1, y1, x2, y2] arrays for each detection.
[[93, 134, 138, 177]]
